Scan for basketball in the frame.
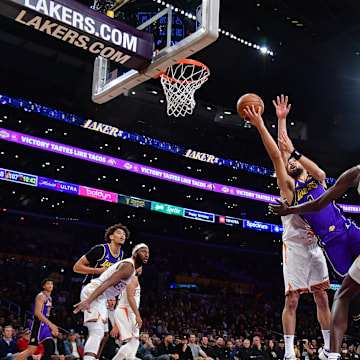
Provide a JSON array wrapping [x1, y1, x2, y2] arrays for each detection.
[[236, 93, 264, 118]]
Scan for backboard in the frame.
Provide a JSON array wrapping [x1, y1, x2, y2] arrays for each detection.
[[91, 0, 220, 104]]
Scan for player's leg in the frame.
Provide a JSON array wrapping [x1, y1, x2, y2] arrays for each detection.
[[309, 245, 331, 360], [313, 290, 330, 360], [81, 286, 107, 360], [15, 318, 44, 360], [14, 345, 38, 360], [97, 322, 109, 359], [329, 258, 360, 360], [127, 312, 139, 359], [84, 322, 106, 360], [282, 242, 305, 359], [282, 291, 300, 359], [42, 338, 55, 360], [313, 290, 330, 328], [112, 307, 136, 360], [112, 338, 138, 360]]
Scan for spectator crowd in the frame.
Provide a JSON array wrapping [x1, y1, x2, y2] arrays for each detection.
[[1, 227, 360, 360]]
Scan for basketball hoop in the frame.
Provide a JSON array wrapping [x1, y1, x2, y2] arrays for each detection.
[[159, 59, 210, 117]]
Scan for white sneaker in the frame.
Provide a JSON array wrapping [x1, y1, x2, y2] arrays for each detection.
[[319, 349, 329, 360]]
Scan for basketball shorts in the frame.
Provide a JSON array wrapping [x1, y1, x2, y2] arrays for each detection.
[[322, 223, 360, 278], [349, 256, 360, 285], [29, 317, 52, 346], [81, 283, 108, 331], [283, 241, 330, 295], [114, 307, 139, 342]]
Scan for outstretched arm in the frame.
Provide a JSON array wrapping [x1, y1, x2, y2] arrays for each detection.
[[269, 165, 360, 216], [243, 106, 294, 200], [73, 262, 133, 314], [273, 94, 291, 166], [278, 130, 326, 183]]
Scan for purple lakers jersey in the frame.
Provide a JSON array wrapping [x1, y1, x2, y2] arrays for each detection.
[[32, 292, 52, 320], [293, 175, 351, 242], [83, 243, 123, 285]]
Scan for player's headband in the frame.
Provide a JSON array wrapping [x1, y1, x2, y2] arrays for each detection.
[[132, 243, 149, 255]]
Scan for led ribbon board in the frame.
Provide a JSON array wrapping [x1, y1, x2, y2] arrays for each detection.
[[1, 127, 359, 213], [0, 0, 154, 69], [0, 94, 338, 184], [0, 166, 283, 234]]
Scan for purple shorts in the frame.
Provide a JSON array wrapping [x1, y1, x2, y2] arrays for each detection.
[[322, 223, 360, 278], [29, 317, 52, 346]]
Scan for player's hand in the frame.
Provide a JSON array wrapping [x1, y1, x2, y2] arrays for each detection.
[[97, 267, 107, 274], [272, 94, 291, 120], [278, 130, 294, 154], [110, 327, 119, 338], [50, 324, 58, 336], [268, 199, 290, 216], [73, 299, 91, 314], [242, 105, 263, 128], [135, 315, 143, 329]]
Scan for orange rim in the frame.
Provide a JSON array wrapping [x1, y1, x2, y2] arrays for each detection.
[[155, 59, 210, 84]]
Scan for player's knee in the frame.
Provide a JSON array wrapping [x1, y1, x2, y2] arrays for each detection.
[[84, 325, 104, 354], [43, 339, 55, 356], [314, 290, 329, 309], [92, 328, 105, 338], [285, 293, 299, 311], [333, 288, 351, 308]]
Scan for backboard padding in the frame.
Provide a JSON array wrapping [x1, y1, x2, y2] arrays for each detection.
[[92, 0, 219, 104]]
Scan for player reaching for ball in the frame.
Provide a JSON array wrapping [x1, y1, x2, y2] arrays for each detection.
[[14, 278, 58, 360], [236, 93, 264, 118], [269, 117, 360, 280], [269, 165, 360, 360], [242, 96, 331, 360]]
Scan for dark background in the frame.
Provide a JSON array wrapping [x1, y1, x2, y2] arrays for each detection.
[[0, 0, 359, 251]]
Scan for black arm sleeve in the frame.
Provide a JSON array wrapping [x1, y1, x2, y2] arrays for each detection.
[[84, 244, 106, 265]]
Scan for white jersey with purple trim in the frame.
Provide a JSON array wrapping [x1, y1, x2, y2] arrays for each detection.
[[91, 257, 135, 299], [117, 281, 141, 311], [281, 213, 316, 244]]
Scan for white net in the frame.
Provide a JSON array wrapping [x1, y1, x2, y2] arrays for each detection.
[[160, 59, 210, 117]]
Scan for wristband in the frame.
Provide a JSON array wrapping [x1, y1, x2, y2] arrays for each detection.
[[290, 149, 302, 161]]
